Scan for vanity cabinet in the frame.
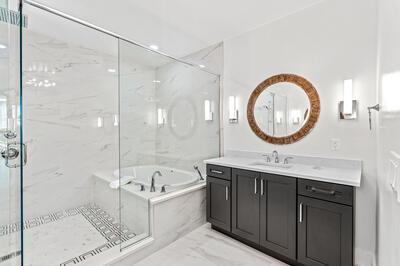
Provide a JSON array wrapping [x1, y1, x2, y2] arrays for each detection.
[[206, 164, 354, 266], [231, 169, 297, 259], [231, 169, 260, 243], [206, 165, 231, 232], [297, 180, 353, 266], [260, 173, 297, 259]]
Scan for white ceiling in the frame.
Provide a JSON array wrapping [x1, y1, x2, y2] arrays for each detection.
[[129, 0, 322, 46], [26, 0, 322, 57]]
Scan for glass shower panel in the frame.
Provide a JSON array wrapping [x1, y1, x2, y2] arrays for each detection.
[[154, 57, 220, 172], [22, 3, 120, 265], [119, 39, 220, 249], [0, 0, 23, 264], [118, 40, 171, 249]]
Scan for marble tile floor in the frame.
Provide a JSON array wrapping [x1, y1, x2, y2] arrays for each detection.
[[134, 223, 288, 266], [0, 204, 136, 266]]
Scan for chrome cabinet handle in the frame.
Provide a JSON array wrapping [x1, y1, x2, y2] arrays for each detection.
[[210, 169, 223, 174], [225, 186, 229, 201], [254, 178, 258, 194], [309, 186, 336, 196], [261, 179, 264, 196], [299, 202, 303, 223]]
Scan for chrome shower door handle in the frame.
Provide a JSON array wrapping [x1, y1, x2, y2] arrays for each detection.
[[1, 142, 27, 168]]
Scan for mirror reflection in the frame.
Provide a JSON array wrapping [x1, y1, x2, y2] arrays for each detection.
[[254, 82, 310, 137]]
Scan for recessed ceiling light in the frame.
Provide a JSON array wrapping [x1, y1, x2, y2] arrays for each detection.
[[0, 44, 7, 49], [152, 80, 161, 83], [149, 44, 159, 50], [107, 68, 116, 73], [199, 64, 206, 68]]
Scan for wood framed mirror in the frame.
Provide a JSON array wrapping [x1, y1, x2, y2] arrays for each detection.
[[247, 74, 320, 144]]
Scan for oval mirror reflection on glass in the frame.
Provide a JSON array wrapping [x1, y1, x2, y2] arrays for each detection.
[[247, 74, 320, 145]]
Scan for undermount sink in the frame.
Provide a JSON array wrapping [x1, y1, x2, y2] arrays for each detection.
[[248, 161, 293, 169]]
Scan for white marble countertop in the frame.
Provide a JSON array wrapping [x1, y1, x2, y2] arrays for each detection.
[[204, 151, 362, 187]]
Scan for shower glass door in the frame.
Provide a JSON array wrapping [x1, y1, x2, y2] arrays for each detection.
[[0, 0, 24, 264]]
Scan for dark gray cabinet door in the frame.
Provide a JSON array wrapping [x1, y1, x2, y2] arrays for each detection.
[[260, 173, 297, 260], [298, 196, 353, 266], [207, 176, 231, 231], [232, 169, 260, 243]]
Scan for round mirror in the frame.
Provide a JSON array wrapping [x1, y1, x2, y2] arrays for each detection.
[[247, 74, 320, 144]]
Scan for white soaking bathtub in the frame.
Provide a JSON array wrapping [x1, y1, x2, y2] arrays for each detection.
[[113, 165, 199, 192], [92, 164, 207, 265]]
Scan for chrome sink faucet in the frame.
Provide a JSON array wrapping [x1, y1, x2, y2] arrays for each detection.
[[150, 171, 162, 192], [272, 150, 279, 163], [262, 154, 271, 162]]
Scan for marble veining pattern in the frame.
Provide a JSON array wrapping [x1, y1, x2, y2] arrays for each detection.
[[135, 224, 288, 266]]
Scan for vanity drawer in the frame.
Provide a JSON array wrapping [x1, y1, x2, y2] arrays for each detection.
[[207, 164, 231, 180], [298, 179, 353, 206]]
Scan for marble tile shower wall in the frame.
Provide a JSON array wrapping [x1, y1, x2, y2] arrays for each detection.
[[20, 31, 157, 221], [22, 31, 120, 220], [154, 43, 222, 172]]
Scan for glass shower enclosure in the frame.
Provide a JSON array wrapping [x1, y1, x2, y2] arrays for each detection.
[[0, 0, 23, 264], [0, 0, 220, 265]]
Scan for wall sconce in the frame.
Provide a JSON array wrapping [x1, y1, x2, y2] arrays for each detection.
[[339, 79, 358, 120], [229, 96, 238, 123], [291, 110, 301, 125], [157, 108, 167, 126], [275, 111, 283, 125], [204, 100, 213, 121], [113, 114, 119, 127], [97, 117, 104, 128]]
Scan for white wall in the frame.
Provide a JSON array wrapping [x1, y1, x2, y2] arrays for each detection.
[[223, 0, 377, 264], [376, 0, 400, 265]]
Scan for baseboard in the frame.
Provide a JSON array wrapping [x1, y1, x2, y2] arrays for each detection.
[[355, 248, 376, 266]]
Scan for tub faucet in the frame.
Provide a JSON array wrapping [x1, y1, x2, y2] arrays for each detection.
[[161, 184, 169, 193], [150, 171, 162, 192]]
